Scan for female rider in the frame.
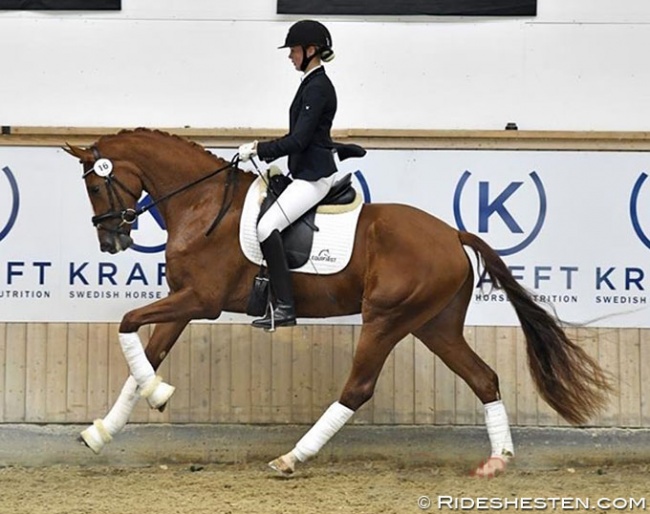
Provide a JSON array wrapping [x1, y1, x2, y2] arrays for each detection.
[[238, 20, 338, 329]]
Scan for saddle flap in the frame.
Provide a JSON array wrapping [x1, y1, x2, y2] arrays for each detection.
[[255, 171, 360, 269], [240, 176, 363, 276]]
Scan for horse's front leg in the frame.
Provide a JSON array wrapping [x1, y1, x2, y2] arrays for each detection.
[[117, 288, 211, 410], [80, 320, 188, 454]]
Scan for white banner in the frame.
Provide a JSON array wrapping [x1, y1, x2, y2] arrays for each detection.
[[0, 146, 649, 326]]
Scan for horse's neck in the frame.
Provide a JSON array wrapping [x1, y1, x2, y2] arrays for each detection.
[[114, 135, 255, 225], [134, 148, 252, 232], [136, 149, 223, 196]]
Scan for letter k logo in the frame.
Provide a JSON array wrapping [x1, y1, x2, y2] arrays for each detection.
[[478, 181, 524, 233]]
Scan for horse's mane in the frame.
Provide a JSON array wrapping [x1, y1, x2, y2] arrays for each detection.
[[100, 127, 223, 163]]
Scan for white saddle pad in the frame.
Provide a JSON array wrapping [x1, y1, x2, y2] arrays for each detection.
[[239, 176, 363, 275]]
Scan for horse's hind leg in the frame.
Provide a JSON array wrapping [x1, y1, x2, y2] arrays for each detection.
[[80, 320, 188, 454], [269, 315, 413, 475], [413, 279, 514, 476], [416, 322, 514, 476]]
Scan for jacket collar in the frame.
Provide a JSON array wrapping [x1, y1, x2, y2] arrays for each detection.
[[301, 65, 325, 84]]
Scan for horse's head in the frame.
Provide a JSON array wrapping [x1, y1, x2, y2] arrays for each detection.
[[64, 143, 144, 254]]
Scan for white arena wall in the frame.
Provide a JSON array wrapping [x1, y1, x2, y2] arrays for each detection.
[[0, 1, 649, 131]]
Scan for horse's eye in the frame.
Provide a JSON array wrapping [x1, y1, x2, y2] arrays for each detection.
[[88, 185, 101, 195]]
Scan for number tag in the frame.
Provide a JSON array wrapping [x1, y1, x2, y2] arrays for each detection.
[[94, 158, 113, 177]]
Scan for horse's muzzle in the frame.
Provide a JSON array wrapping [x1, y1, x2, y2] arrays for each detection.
[[100, 233, 134, 254]]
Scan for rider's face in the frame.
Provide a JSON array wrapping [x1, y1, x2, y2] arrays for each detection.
[[288, 45, 316, 71], [289, 46, 303, 70]]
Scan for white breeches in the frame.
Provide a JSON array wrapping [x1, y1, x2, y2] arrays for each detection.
[[257, 174, 336, 242]]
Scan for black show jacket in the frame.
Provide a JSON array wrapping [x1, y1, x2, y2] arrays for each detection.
[[257, 66, 337, 181]]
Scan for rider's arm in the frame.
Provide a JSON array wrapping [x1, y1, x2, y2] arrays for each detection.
[[257, 82, 329, 162]]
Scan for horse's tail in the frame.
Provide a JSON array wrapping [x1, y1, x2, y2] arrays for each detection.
[[458, 231, 613, 425]]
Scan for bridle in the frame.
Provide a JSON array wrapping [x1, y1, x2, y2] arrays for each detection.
[[83, 145, 239, 238], [82, 147, 141, 238]]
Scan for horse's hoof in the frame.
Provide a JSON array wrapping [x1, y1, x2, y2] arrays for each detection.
[[471, 456, 508, 478], [79, 420, 111, 454], [143, 377, 175, 410], [268, 456, 295, 476]]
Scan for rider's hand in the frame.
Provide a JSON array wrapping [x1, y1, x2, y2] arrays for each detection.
[[238, 141, 258, 162]]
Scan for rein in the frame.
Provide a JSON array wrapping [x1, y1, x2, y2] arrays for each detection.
[[86, 146, 239, 235]]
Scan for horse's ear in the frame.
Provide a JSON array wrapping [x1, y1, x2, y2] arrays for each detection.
[[63, 143, 91, 162]]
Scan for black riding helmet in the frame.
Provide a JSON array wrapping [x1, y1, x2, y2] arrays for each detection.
[[279, 20, 334, 71]]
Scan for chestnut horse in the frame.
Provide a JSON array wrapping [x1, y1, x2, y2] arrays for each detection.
[[65, 128, 611, 477]]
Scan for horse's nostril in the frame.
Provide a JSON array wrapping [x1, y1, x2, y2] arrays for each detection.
[[100, 242, 114, 253], [118, 234, 134, 251]]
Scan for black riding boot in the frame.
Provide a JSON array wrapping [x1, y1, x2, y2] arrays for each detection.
[[252, 230, 296, 330]]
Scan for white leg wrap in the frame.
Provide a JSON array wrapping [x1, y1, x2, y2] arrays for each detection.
[[80, 419, 113, 454], [119, 332, 155, 387], [119, 332, 175, 409], [102, 376, 139, 434], [80, 376, 140, 454], [292, 402, 355, 463], [484, 400, 515, 458]]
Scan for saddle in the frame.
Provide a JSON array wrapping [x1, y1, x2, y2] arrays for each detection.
[[246, 143, 366, 317], [257, 143, 366, 269]]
